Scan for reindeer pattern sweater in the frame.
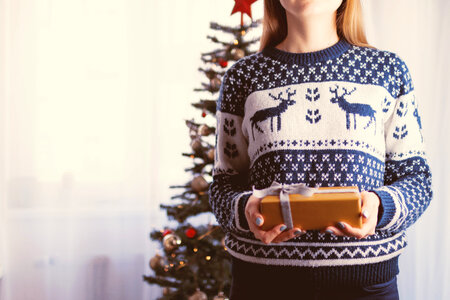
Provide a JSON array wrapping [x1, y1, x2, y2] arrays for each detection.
[[208, 38, 432, 287]]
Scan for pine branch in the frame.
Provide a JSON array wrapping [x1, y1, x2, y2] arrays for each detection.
[[200, 49, 226, 57], [198, 67, 225, 79], [142, 275, 181, 288], [191, 100, 217, 114], [206, 35, 234, 47], [185, 163, 209, 174], [161, 197, 211, 223], [209, 19, 262, 34]]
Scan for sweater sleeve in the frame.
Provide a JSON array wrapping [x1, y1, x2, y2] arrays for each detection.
[[370, 55, 433, 233], [208, 66, 253, 235]]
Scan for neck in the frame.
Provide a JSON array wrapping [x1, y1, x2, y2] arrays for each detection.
[[277, 10, 339, 53]]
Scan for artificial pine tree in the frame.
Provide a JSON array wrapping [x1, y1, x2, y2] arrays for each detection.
[[143, 1, 261, 299]]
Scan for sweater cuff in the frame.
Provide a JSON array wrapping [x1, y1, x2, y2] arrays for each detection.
[[234, 192, 252, 232], [369, 188, 396, 229]]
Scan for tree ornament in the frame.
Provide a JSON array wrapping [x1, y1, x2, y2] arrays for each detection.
[[185, 227, 197, 238], [189, 128, 198, 139], [149, 253, 166, 271], [207, 148, 215, 161], [162, 233, 182, 251], [210, 77, 222, 90], [190, 138, 203, 152], [191, 175, 209, 192], [231, 0, 258, 26], [198, 124, 213, 136], [204, 68, 217, 80], [218, 57, 228, 68], [163, 287, 171, 295], [213, 291, 229, 300], [231, 48, 245, 60], [188, 289, 207, 300], [162, 229, 172, 237]]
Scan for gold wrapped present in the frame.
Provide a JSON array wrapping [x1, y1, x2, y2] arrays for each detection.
[[255, 182, 362, 231]]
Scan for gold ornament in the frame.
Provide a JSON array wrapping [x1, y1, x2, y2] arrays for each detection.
[[190, 138, 203, 152], [149, 253, 165, 271], [191, 175, 209, 192], [213, 292, 229, 300], [231, 48, 245, 60], [210, 77, 221, 90], [188, 289, 207, 300], [189, 129, 198, 139], [197, 124, 213, 136], [163, 287, 171, 295], [207, 148, 215, 161], [162, 233, 181, 251]]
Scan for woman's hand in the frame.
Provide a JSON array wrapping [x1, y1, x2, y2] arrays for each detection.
[[245, 194, 306, 244], [323, 191, 381, 239]]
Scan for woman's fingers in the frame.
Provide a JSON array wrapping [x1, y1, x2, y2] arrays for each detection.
[[323, 226, 345, 236], [324, 191, 380, 239], [245, 195, 286, 244], [244, 195, 308, 244], [244, 195, 264, 231], [324, 222, 374, 239], [336, 222, 367, 239], [361, 208, 370, 219], [248, 223, 287, 244], [272, 227, 306, 243], [360, 191, 380, 220]]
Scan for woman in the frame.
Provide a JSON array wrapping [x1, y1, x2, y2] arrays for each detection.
[[209, 0, 433, 299]]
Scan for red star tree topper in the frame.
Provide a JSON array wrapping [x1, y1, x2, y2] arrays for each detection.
[[231, 0, 258, 26]]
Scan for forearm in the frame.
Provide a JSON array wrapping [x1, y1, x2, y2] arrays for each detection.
[[209, 174, 253, 234], [371, 155, 432, 232]]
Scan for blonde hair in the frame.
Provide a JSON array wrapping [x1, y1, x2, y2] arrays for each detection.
[[259, 0, 375, 51]]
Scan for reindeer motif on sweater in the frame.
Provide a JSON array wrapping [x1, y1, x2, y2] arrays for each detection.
[[250, 87, 297, 140], [329, 85, 377, 134]]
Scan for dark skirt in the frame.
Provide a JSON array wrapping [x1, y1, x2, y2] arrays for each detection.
[[229, 257, 399, 300]]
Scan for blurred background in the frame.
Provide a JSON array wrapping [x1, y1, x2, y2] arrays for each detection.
[[0, 0, 449, 299]]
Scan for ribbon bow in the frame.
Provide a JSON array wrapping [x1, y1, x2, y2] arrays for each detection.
[[252, 181, 319, 229]]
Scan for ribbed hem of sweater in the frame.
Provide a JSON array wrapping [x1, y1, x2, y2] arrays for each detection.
[[231, 255, 400, 288], [261, 38, 352, 65]]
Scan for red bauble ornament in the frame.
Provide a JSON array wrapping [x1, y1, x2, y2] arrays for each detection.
[[162, 229, 173, 237], [185, 227, 197, 238], [218, 58, 228, 68], [201, 111, 207, 118]]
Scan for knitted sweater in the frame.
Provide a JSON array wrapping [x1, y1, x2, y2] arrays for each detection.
[[208, 38, 433, 287]]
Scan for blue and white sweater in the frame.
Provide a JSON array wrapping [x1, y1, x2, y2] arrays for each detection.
[[208, 38, 433, 287]]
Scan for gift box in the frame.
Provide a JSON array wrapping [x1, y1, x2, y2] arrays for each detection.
[[257, 183, 362, 231]]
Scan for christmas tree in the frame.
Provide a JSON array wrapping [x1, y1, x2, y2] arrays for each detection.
[[142, 1, 261, 299]]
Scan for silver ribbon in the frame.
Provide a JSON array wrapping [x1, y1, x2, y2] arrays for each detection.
[[252, 181, 319, 229], [253, 181, 359, 229]]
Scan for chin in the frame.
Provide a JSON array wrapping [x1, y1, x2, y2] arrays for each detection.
[[280, 0, 343, 17]]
